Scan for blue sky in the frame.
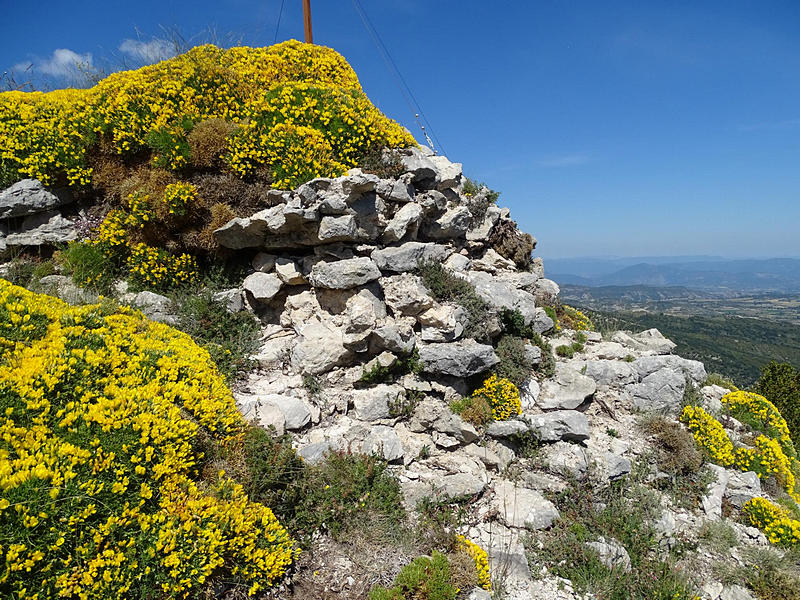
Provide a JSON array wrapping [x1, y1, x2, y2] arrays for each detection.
[[2, 0, 799, 258]]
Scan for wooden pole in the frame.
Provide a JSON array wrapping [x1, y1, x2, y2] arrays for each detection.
[[303, 0, 313, 44]]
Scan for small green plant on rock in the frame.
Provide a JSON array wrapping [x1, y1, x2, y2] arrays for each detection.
[[369, 551, 458, 600]]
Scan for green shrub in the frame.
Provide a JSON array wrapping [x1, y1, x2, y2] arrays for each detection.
[[416, 260, 494, 341], [369, 551, 458, 600], [495, 334, 534, 386], [704, 372, 738, 392], [359, 350, 422, 386], [450, 394, 493, 427], [293, 452, 406, 539], [754, 362, 800, 448], [528, 471, 697, 600], [500, 308, 555, 378], [57, 240, 120, 294], [174, 290, 260, 382]]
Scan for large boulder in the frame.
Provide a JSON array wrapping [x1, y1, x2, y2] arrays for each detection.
[[308, 257, 381, 289], [0, 179, 71, 219], [418, 340, 499, 378], [630, 368, 686, 414], [489, 479, 560, 530], [466, 271, 537, 325], [611, 329, 676, 355], [213, 212, 268, 249], [582, 360, 638, 388], [538, 364, 596, 410], [633, 355, 707, 386], [526, 410, 590, 443], [371, 241, 451, 272], [422, 205, 471, 240], [290, 319, 351, 374]]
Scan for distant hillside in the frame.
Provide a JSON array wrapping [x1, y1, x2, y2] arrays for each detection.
[[583, 308, 800, 386], [548, 257, 800, 293]]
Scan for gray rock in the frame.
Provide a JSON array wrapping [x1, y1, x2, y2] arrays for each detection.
[[533, 278, 560, 306], [542, 442, 589, 478], [243, 272, 283, 302], [370, 321, 417, 354], [701, 384, 728, 413], [612, 329, 676, 355], [318, 214, 358, 242], [485, 419, 529, 438], [380, 273, 434, 316], [538, 364, 596, 410], [429, 155, 463, 189], [720, 585, 757, 600], [422, 205, 471, 240], [383, 202, 422, 243], [128, 291, 177, 325], [297, 441, 331, 464], [371, 241, 451, 272], [725, 471, 761, 508], [212, 288, 245, 313], [443, 252, 471, 272], [274, 258, 306, 285], [532, 308, 555, 334], [411, 398, 479, 443], [376, 175, 415, 203], [260, 394, 311, 431], [290, 319, 351, 374], [352, 385, 405, 422], [38, 275, 98, 305], [399, 147, 438, 182], [213, 212, 269, 249], [630, 368, 686, 414], [358, 425, 404, 462], [466, 205, 501, 242], [5, 210, 76, 246], [237, 394, 286, 435], [583, 360, 638, 388], [467, 589, 492, 600], [252, 252, 276, 272], [633, 355, 707, 386], [309, 257, 381, 289], [435, 472, 486, 500], [419, 340, 499, 378], [586, 537, 631, 572], [526, 410, 590, 443], [466, 271, 537, 325], [0, 179, 71, 219], [605, 453, 632, 480], [702, 464, 729, 520], [472, 248, 517, 273], [418, 303, 465, 342], [489, 479, 560, 530]]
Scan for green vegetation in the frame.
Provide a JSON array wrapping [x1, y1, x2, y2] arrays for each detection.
[[712, 546, 800, 600], [754, 362, 800, 447], [174, 290, 261, 381], [449, 394, 493, 427], [704, 372, 739, 391], [556, 332, 588, 359], [358, 350, 422, 386], [494, 334, 535, 385], [500, 308, 556, 378], [527, 469, 697, 600], [416, 259, 494, 341], [369, 552, 459, 600]]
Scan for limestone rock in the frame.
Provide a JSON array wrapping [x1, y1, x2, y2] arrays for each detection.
[[260, 394, 312, 431], [633, 355, 707, 386], [489, 479, 560, 530], [702, 464, 729, 520], [542, 442, 589, 478], [399, 147, 437, 182], [418, 303, 465, 342], [274, 258, 306, 285], [309, 257, 381, 289], [318, 214, 358, 242], [418, 340, 499, 378], [383, 202, 422, 242], [380, 273, 434, 316], [422, 205, 471, 240], [429, 155, 463, 189], [0, 179, 71, 218], [5, 210, 76, 246], [38, 275, 98, 305], [127, 291, 177, 325], [371, 241, 451, 272], [630, 368, 686, 414], [583, 360, 638, 388], [352, 385, 405, 422], [290, 319, 351, 374], [533, 278, 560, 306], [526, 410, 590, 443], [586, 537, 631, 572], [538, 364, 596, 410], [243, 272, 283, 302], [725, 470, 761, 508], [213, 211, 270, 249]]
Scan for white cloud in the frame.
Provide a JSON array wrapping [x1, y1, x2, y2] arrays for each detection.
[[119, 38, 177, 64], [535, 153, 590, 168], [14, 48, 93, 78]]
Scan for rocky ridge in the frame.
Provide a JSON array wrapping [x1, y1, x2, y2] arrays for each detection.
[[2, 148, 784, 600]]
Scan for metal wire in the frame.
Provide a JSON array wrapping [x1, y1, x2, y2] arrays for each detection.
[[350, 0, 445, 155], [274, 0, 286, 43]]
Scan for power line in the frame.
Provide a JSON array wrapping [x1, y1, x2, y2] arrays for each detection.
[[273, 0, 286, 43], [350, 0, 445, 156]]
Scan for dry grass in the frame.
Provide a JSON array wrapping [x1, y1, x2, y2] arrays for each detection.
[[188, 118, 237, 169], [488, 219, 535, 269]]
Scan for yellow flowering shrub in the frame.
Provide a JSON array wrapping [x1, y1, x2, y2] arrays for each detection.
[[743, 497, 800, 547], [679, 405, 735, 466], [0, 280, 297, 598], [722, 391, 796, 457], [558, 305, 594, 331], [126, 243, 198, 290], [456, 535, 491, 590], [0, 40, 415, 187], [162, 182, 197, 217], [473, 375, 521, 421]]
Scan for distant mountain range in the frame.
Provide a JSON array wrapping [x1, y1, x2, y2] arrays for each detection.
[[545, 257, 800, 293]]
